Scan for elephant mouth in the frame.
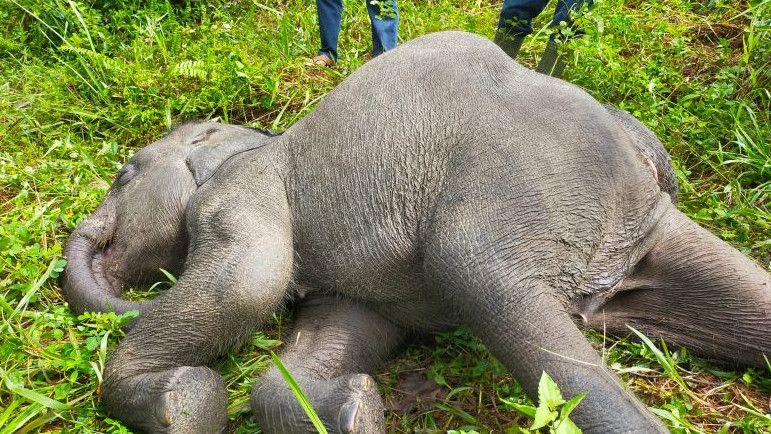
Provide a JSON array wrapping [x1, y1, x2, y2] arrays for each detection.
[[62, 205, 146, 316], [90, 241, 120, 293]]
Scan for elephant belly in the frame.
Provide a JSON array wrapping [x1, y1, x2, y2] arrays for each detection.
[[372, 297, 461, 332], [293, 237, 458, 332]]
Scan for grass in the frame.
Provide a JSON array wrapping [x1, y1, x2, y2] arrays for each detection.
[[269, 351, 328, 434], [1, 0, 769, 432]]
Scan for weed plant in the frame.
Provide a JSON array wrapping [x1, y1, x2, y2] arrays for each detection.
[[0, 0, 769, 432]]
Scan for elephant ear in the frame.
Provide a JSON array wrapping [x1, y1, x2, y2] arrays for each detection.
[[186, 140, 266, 186]]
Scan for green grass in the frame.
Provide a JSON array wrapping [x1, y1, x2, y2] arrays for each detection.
[[270, 351, 329, 434], [1, 0, 769, 432]]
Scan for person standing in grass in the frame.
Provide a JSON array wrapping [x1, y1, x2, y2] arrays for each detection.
[[310, 0, 399, 66], [494, 0, 592, 78]]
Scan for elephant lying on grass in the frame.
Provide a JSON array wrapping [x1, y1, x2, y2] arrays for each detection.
[[62, 31, 770, 433]]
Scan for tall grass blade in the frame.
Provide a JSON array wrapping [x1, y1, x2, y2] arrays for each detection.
[[627, 326, 709, 405], [0, 367, 69, 411], [270, 351, 328, 434], [67, 0, 95, 51]]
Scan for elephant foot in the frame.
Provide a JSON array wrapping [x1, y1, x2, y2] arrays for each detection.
[[155, 366, 228, 433], [104, 366, 228, 434], [334, 374, 385, 434], [252, 373, 386, 434]]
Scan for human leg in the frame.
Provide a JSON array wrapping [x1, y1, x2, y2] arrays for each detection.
[[366, 0, 398, 56], [549, 0, 593, 33], [535, 39, 566, 77], [316, 0, 344, 61], [536, 0, 593, 76], [497, 0, 551, 37], [495, 0, 550, 58]]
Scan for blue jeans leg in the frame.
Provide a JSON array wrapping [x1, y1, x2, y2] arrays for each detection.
[[497, 0, 549, 36], [366, 0, 398, 56], [316, 0, 343, 60], [550, 0, 593, 39]]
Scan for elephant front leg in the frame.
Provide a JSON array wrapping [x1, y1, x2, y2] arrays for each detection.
[[251, 295, 406, 434], [102, 184, 294, 433]]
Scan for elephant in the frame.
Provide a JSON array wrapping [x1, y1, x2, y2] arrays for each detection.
[[62, 31, 770, 433]]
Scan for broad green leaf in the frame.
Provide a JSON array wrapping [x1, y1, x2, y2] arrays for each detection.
[[554, 417, 582, 434], [537, 371, 565, 409], [560, 392, 586, 419], [0, 402, 47, 434], [0, 367, 69, 411], [648, 407, 681, 424], [14, 256, 61, 313], [430, 370, 448, 387], [0, 399, 21, 427], [734, 403, 771, 421], [500, 398, 537, 418], [615, 366, 656, 375], [628, 326, 692, 395], [53, 258, 67, 271], [530, 405, 556, 430]]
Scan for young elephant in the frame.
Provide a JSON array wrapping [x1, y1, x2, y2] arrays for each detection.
[[63, 31, 770, 433]]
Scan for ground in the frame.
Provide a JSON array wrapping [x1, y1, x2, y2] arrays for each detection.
[[0, 0, 769, 432]]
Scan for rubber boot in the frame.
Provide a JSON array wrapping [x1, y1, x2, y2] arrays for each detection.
[[536, 39, 566, 78], [494, 31, 525, 60]]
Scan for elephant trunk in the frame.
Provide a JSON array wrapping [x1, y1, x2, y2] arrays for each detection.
[[62, 197, 147, 316]]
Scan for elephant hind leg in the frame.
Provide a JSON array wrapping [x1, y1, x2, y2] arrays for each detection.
[[422, 230, 667, 433], [583, 206, 771, 367], [251, 295, 406, 434]]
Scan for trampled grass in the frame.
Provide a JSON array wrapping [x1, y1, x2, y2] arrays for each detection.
[[1, 0, 769, 432]]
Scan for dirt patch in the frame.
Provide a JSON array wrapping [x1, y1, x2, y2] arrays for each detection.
[[630, 369, 771, 431], [0, 186, 15, 214], [385, 370, 446, 415], [689, 22, 745, 49], [681, 44, 723, 80]]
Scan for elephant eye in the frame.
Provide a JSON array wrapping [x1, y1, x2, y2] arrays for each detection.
[[116, 164, 137, 186]]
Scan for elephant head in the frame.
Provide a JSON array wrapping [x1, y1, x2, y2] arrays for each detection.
[[62, 122, 277, 315]]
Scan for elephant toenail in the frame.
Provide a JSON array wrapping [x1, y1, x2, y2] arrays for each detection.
[[338, 400, 360, 434], [155, 392, 174, 427], [349, 374, 375, 391]]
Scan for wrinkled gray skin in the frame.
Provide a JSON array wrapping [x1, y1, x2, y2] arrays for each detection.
[[63, 32, 770, 433]]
